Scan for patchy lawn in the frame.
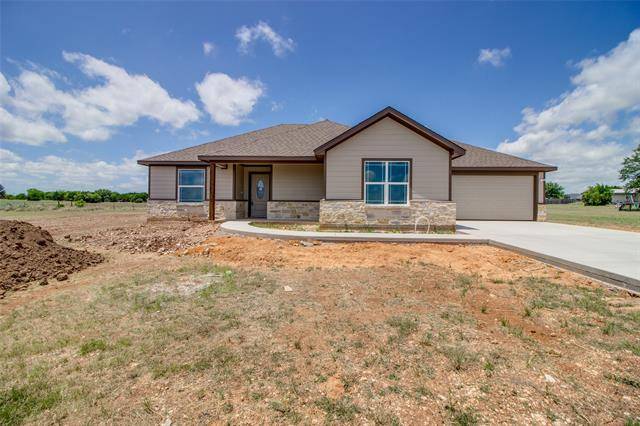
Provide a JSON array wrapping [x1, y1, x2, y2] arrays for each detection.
[[546, 203, 640, 232], [1, 210, 639, 424]]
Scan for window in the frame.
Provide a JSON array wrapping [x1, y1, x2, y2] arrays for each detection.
[[178, 169, 205, 202], [364, 160, 410, 205]]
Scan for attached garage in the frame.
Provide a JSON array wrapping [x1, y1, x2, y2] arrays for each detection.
[[452, 174, 536, 220]]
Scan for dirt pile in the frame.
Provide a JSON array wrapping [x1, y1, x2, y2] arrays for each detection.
[[67, 221, 218, 254], [0, 220, 103, 296]]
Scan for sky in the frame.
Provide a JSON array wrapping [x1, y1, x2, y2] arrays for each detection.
[[1, 2, 639, 193]]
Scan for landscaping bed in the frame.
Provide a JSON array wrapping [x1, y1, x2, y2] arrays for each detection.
[[250, 221, 455, 234]]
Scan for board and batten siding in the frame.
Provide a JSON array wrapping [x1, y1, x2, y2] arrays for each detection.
[[272, 164, 324, 201], [325, 117, 450, 200], [149, 166, 176, 200], [452, 174, 534, 220]]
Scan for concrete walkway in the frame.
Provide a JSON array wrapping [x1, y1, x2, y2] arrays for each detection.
[[220, 220, 639, 293]]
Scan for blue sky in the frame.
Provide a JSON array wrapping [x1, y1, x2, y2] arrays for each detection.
[[1, 2, 639, 193]]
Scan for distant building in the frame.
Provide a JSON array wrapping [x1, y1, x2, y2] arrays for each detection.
[[612, 188, 638, 204], [566, 193, 582, 202]]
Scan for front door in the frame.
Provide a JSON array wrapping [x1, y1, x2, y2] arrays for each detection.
[[250, 173, 269, 218]]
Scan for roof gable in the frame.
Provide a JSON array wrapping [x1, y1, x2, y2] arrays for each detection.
[[313, 106, 466, 158]]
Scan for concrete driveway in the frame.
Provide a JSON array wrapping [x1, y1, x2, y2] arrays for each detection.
[[458, 221, 640, 290], [221, 219, 639, 292]]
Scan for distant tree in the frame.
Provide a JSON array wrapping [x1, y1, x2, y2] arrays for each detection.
[[620, 144, 640, 191], [544, 182, 565, 199], [26, 188, 45, 201], [0, 184, 5, 199], [582, 184, 613, 206]]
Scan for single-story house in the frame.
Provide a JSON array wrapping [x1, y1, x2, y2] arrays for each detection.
[[612, 188, 638, 204], [138, 107, 557, 230]]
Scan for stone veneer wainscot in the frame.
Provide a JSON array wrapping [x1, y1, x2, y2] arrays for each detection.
[[319, 199, 456, 232], [267, 201, 320, 221], [147, 200, 247, 221]]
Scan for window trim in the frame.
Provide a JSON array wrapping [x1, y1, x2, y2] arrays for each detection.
[[177, 168, 206, 203], [361, 159, 412, 206]]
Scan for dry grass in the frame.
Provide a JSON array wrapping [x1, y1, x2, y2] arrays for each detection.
[[1, 211, 639, 424], [1, 256, 639, 424]]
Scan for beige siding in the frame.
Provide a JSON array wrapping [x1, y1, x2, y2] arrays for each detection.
[[214, 164, 233, 199], [149, 166, 176, 200], [325, 117, 450, 200], [452, 174, 534, 220], [272, 164, 324, 201]]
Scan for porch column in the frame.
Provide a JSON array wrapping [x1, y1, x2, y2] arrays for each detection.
[[209, 162, 216, 220]]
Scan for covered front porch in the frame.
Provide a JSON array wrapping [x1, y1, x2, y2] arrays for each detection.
[[207, 162, 324, 222]]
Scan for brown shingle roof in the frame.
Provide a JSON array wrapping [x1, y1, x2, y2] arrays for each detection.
[[138, 119, 555, 171], [452, 142, 556, 171], [138, 121, 348, 164]]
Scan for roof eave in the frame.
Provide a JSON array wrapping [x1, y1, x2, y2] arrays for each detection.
[[137, 160, 207, 166], [452, 166, 558, 172], [197, 155, 321, 163]]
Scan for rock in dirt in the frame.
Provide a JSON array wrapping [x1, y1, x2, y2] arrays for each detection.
[[0, 220, 103, 298]]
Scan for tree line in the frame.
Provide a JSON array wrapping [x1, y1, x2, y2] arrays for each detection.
[[0, 186, 148, 203]]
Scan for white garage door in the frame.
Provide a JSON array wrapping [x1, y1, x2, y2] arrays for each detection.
[[452, 174, 534, 220]]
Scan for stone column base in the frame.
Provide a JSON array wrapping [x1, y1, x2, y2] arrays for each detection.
[[537, 204, 547, 222]]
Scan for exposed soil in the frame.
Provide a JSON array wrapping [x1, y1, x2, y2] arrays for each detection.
[[67, 220, 218, 254], [0, 220, 103, 297], [182, 235, 592, 286]]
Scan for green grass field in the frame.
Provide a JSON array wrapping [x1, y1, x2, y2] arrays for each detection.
[[0, 200, 146, 220], [546, 203, 640, 232]]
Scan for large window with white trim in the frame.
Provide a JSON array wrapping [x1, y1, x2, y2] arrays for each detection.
[[178, 169, 205, 202], [364, 160, 410, 205]]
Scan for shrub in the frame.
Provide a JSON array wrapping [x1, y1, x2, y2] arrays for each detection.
[[74, 200, 86, 208], [582, 184, 613, 206], [544, 182, 565, 199]]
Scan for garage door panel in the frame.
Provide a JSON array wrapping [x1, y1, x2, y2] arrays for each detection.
[[453, 175, 534, 220]]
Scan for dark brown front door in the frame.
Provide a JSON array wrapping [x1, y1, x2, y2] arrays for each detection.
[[250, 173, 269, 218]]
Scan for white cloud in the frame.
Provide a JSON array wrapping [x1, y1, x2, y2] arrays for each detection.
[[498, 28, 640, 192], [236, 21, 295, 57], [203, 41, 216, 56], [478, 47, 511, 67], [0, 107, 67, 146], [0, 148, 149, 192], [0, 52, 200, 146], [195, 73, 264, 126]]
